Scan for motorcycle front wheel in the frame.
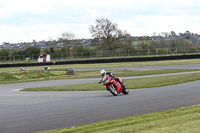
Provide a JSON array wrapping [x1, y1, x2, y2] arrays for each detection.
[[108, 86, 118, 96]]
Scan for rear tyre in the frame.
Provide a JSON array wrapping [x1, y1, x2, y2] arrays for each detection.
[[122, 84, 129, 95], [108, 86, 118, 96]]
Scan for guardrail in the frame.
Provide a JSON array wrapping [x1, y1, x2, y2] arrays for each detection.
[[0, 54, 200, 68], [54, 54, 200, 64]]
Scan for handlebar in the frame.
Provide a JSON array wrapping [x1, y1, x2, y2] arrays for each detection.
[[99, 80, 102, 84]]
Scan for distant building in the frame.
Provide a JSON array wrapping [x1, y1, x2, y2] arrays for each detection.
[[0, 35, 197, 50]]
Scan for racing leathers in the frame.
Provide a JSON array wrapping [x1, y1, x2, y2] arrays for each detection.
[[101, 72, 126, 90]]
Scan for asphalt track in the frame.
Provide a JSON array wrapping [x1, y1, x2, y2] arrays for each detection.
[[1, 65, 200, 133]]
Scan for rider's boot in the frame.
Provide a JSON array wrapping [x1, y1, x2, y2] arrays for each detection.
[[121, 82, 126, 90], [115, 78, 126, 90]]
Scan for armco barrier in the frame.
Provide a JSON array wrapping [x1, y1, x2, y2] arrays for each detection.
[[55, 54, 200, 65], [0, 54, 200, 68], [0, 62, 53, 68]]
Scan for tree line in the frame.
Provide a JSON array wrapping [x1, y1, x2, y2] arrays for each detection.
[[1, 18, 200, 60]]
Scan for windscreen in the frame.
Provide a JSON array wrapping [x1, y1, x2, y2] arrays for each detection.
[[102, 75, 108, 83]]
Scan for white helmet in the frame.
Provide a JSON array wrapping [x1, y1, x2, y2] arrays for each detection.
[[100, 69, 106, 76]]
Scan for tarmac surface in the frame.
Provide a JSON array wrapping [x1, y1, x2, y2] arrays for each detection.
[[1, 64, 200, 133]]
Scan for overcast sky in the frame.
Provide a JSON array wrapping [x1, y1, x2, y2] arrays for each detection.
[[0, 0, 200, 44]]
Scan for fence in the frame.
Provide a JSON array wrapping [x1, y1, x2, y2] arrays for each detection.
[[0, 47, 200, 64]]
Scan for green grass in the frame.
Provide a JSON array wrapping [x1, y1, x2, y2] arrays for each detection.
[[1, 58, 200, 73], [22, 72, 200, 91], [39, 104, 200, 133], [113, 69, 198, 77], [0, 69, 196, 85]]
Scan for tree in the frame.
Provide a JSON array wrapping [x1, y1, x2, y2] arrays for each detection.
[[138, 36, 150, 49], [170, 31, 176, 38], [163, 32, 170, 39], [24, 46, 40, 59], [58, 32, 76, 57], [50, 47, 55, 54], [0, 49, 9, 60], [157, 40, 168, 48], [120, 32, 134, 51], [185, 31, 191, 39], [73, 45, 94, 58], [46, 38, 56, 48], [11, 49, 25, 60], [89, 18, 125, 52], [43, 48, 50, 54]]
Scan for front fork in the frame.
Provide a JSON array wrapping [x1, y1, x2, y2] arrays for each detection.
[[107, 84, 114, 91]]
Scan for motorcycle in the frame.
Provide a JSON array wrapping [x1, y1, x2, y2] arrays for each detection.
[[99, 75, 129, 96]]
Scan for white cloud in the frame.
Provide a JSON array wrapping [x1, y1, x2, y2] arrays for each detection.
[[1, 0, 200, 44], [0, 23, 92, 44], [119, 14, 200, 36]]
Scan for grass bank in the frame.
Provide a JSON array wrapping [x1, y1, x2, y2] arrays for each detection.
[[0, 69, 196, 85], [22, 72, 200, 91], [1, 58, 200, 73], [40, 104, 200, 133]]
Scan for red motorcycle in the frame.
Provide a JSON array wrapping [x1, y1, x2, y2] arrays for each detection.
[[99, 75, 129, 96]]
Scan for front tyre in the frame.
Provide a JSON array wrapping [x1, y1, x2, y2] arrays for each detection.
[[108, 86, 118, 96], [122, 84, 129, 95]]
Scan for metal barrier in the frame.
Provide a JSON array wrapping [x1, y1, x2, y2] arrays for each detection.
[[0, 54, 200, 68]]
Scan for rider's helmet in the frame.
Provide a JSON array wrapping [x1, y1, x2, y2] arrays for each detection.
[[100, 69, 106, 76]]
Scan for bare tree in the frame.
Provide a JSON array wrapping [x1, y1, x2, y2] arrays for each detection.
[[163, 32, 170, 39], [89, 18, 125, 52], [170, 31, 177, 38], [58, 32, 76, 57], [152, 32, 156, 37]]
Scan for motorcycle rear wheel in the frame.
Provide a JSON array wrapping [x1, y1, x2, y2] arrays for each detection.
[[108, 86, 118, 96], [122, 84, 129, 95]]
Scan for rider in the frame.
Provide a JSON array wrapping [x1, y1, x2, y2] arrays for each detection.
[[100, 69, 114, 79], [20, 67, 25, 72], [99, 69, 125, 89]]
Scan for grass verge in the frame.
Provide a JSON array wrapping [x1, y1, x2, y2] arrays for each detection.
[[39, 104, 200, 133], [22, 72, 200, 91], [0, 69, 196, 85]]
